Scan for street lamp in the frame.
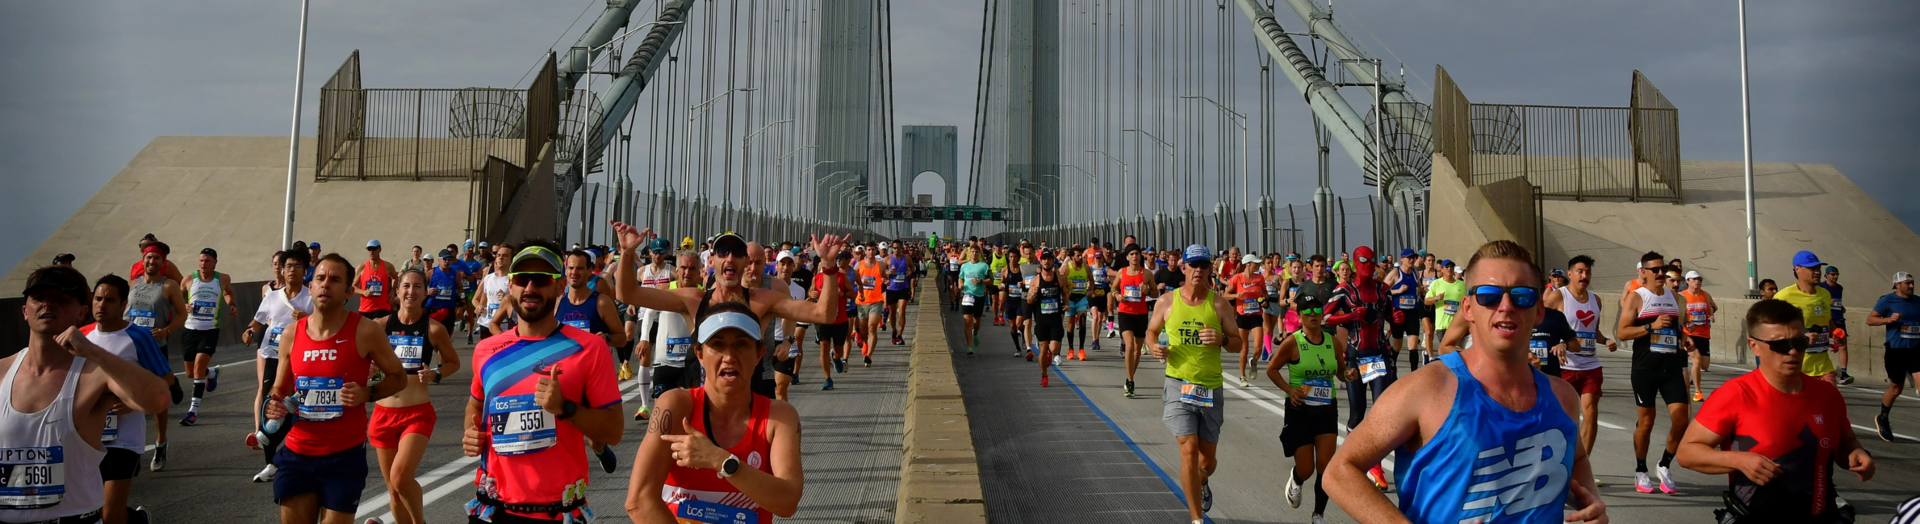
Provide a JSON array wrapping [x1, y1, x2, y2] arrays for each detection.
[[1181, 95, 1251, 213], [741, 118, 792, 210], [1063, 164, 1099, 222], [1122, 129, 1178, 212], [1083, 150, 1129, 217]]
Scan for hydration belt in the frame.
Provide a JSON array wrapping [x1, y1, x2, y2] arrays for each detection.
[[467, 490, 591, 523]]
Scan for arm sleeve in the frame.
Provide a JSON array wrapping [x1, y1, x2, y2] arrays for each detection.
[[129, 327, 173, 376]]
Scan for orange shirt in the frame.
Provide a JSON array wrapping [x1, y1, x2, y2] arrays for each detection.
[[1229, 273, 1265, 315], [854, 260, 886, 305], [1682, 288, 1713, 338]]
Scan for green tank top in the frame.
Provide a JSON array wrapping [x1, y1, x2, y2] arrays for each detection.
[[1290, 330, 1339, 404], [1067, 266, 1091, 295], [1165, 287, 1223, 388]]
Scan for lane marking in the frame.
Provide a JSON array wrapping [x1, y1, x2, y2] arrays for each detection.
[[1052, 369, 1214, 524], [1851, 424, 1918, 442]]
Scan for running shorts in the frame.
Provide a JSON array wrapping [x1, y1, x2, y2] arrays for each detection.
[[1630, 365, 1688, 408], [857, 303, 885, 319], [360, 309, 392, 320], [1034, 318, 1065, 342], [1264, 299, 1285, 317], [1887, 349, 1920, 383], [650, 364, 696, 399], [773, 354, 799, 377], [273, 445, 369, 513], [100, 447, 141, 481], [1690, 336, 1711, 357], [886, 289, 912, 303], [1279, 402, 1338, 456], [1561, 368, 1604, 396], [1087, 295, 1108, 314], [368, 403, 437, 449], [1116, 312, 1149, 337], [1236, 313, 1263, 331], [1390, 317, 1421, 339], [1161, 376, 1224, 443], [1004, 299, 1026, 319], [961, 299, 985, 317], [1069, 296, 1091, 316], [815, 322, 849, 345], [182, 328, 219, 358]]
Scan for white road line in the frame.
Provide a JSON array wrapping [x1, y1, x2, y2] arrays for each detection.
[[1597, 420, 1627, 430], [1225, 371, 1633, 435], [1851, 424, 1918, 442], [1220, 372, 1395, 473]]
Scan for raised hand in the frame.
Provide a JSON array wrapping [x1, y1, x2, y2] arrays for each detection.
[[610, 221, 653, 253]]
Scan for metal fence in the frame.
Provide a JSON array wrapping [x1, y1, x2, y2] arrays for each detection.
[[315, 52, 560, 182], [988, 195, 1439, 260]]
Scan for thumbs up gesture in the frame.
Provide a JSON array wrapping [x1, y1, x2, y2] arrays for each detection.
[[535, 363, 565, 415]]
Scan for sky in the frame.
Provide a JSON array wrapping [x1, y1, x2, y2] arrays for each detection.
[[2, 0, 1916, 269]]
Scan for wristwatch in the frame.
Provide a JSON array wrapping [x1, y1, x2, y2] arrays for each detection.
[[717, 454, 741, 479]]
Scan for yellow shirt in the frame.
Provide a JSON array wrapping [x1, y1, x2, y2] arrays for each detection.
[[1773, 283, 1834, 376]]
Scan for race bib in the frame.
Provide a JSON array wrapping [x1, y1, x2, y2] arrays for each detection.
[[1071, 278, 1089, 293], [892, 274, 909, 284], [1093, 269, 1109, 288], [676, 498, 759, 524], [264, 325, 286, 352], [1688, 303, 1709, 326], [1178, 382, 1216, 408], [0, 446, 63, 509], [1530, 339, 1552, 360], [435, 287, 454, 301], [487, 394, 555, 456], [1039, 297, 1061, 315], [367, 279, 384, 297], [563, 319, 590, 331], [664, 336, 694, 365], [1359, 356, 1387, 383], [1649, 328, 1680, 354], [101, 412, 118, 443], [1241, 298, 1260, 315], [128, 309, 157, 328], [390, 335, 426, 372], [961, 295, 977, 306], [295, 376, 345, 421], [1123, 285, 1143, 302], [861, 276, 878, 290], [1806, 330, 1830, 354], [1442, 300, 1459, 317], [190, 300, 217, 321], [1573, 331, 1598, 357], [1397, 295, 1417, 310], [1902, 325, 1920, 340], [1301, 377, 1333, 407]]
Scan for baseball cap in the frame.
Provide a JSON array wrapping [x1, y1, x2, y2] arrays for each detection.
[[712, 233, 748, 255], [23, 265, 90, 303], [1416, 249, 1429, 257], [478, 241, 489, 248], [1791, 250, 1823, 268], [696, 311, 763, 343], [1894, 271, 1913, 284], [51, 253, 74, 264], [464, 239, 476, 250], [199, 247, 218, 259], [510, 246, 563, 273], [1284, 252, 1299, 261], [1550, 268, 1566, 278], [1182, 244, 1212, 264], [1242, 254, 1260, 265], [647, 238, 671, 255], [1454, 265, 1465, 274], [438, 248, 456, 260], [308, 242, 322, 250], [1824, 265, 1840, 274], [1400, 248, 1417, 259], [367, 239, 381, 249], [776, 250, 795, 263], [1684, 270, 1702, 280]]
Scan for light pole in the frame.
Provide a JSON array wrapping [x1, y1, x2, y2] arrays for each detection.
[[1738, 0, 1758, 294], [1122, 129, 1177, 211], [279, 0, 311, 250], [1084, 150, 1130, 217], [1063, 164, 1099, 222], [824, 178, 857, 225], [742, 118, 792, 211], [681, 87, 756, 203], [1181, 95, 1251, 213]]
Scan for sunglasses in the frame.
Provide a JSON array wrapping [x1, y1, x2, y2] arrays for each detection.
[[1297, 307, 1323, 316], [1639, 264, 1663, 272], [713, 243, 747, 258], [510, 271, 562, 288], [1469, 285, 1541, 308], [1749, 336, 1809, 355]]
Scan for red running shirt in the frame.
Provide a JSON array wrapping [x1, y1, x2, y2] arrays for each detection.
[[1694, 371, 1849, 518], [1115, 268, 1151, 316], [358, 260, 394, 313], [662, 387, 776, 524], [812, 272, 853, 325], [283, 315, 371, 456], [469, 326, 621, 516]]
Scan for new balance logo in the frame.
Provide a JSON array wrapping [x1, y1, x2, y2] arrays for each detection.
[[1458, 429, 1570, 523]]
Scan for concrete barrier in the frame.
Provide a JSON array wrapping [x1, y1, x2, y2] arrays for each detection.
[[894, 279, 987, 524]]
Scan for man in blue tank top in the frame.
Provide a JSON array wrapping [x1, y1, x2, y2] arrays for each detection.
[[1326, 240, 1608, 523]]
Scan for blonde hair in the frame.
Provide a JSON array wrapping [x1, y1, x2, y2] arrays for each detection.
[[1464, 240, 1543, 288]]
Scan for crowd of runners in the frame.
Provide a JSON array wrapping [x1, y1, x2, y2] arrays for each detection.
[[2, 222, 1915, 523]]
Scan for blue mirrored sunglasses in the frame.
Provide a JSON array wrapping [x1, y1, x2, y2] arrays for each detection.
[[1469, 285, 1540, 308]]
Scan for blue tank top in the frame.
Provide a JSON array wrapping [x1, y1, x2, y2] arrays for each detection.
[[1392, 271, 1421, 310], [886, 257, 913, 291], [1394, 352, 1578, 523], [555, 290, 609, 334], [427, 268, 460, 309]]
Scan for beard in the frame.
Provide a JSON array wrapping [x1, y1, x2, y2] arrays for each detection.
[[513, 293, 555, 322]]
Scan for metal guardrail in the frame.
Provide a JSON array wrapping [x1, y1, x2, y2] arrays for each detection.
[[315, 52, 559, 183]]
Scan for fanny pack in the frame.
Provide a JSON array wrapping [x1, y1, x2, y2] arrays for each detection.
[[467, 491, 592, 523]]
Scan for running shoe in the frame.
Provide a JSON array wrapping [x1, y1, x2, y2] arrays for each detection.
[[1634, 471, 1654, 493], [1240, 377, 1252, 388], [618, 362, 634, 381], [1201, 481, 1213, 512], [1368, 465, 1388, 491], [835, 359, 846, 374], [634, 405, 651, 421], [244, 431, 260, 450], [864, 356, 872, 368], [150, 443, 167, 472], [134, 507, 151, 523], [207, 366, 220, 392], [1040, 375, 1049, 388], [1692, 391, 1703, 402], [1839, 371, 1856, 385], [1286, 473, 1303, 508], [1657, 466, 1678, 494], [1076, 349, 1086, 361], [822, 379, 835, 391], [1091, 340, 1100, 351], [1312, 515, 1327, 524], [252, 464, 277, 483], [595, 445, 619, 474], [1052, 354, 1062, 367], [179, 411, 197, 426], [367, 518, 384, 524], [1026, 349, 1035, 362], [1124, 380, 1135, 398], [1014, 346, 1024, 357], [1877, 413, 1895, 442]]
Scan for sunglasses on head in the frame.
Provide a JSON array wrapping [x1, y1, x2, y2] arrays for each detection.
[[1749, 336, 1809, 355], [1469, 285, 1541, 308], [510, 271, 562, 288]]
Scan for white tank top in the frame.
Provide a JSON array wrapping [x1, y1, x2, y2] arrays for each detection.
[[0, 355, 105, 520], [650, 310, 694, 368], [83, 329, 148, 453], [481, 273, 515, 326], [1557, 287, 1604, 371], [184, 272, 223, 331]]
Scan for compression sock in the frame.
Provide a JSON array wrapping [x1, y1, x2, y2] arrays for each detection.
[[1635, 458, 1647, 473], [1659, 450, 1675, 469], [1885, 403, 1895, 417], [192, 379, 205, 399]]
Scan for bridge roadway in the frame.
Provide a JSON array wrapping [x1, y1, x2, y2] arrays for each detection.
[[938, 300, 1920, 523], [127, 319, 913, 523]]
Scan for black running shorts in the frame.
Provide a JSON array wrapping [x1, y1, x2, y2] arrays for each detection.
[[1630, 365, 1688, 408]]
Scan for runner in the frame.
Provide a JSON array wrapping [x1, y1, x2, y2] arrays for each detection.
[[990, 245, 1010, 326], [1869, 271, 1919, 441], [1775, 251, 1838, 385], [244, 248, 313, 482], [401, 246, 427, 273], [457, 241, 486, 339], [127, 244, 188, 471], [2, 266, 172, 524], [460, 241, 624, 523], [264, 253, 408, 524], [956, 247, 992, 356], [426, 249, 467, 337], [356, 240, 398, 321], [784, 248, 815, 389], [369, 269, 460, 524], [85, 274, 176, 524], [1145, 245, 1243, 524], [1017, 244, 1042, 357], [129, 235, 185, 283], [1620, 251, 1694, 495], [1261, 255, 1287, 360], [1323, 246, 1395, 491], [1265, 294, 1343, 523], [1324, 240, 1607, 523], [177, 248, 237, 427], [1002, 250, 1030, 358], [1528, 296, 1578, 379], [1064, 247, 1093, 361], [558, 249, 631, 474], [1678, 299, 1875, 524], [1425, 261, 1466, 358], [1681, 271, 1719, 401], [851, 247, 886, 367], [1820, 266, 1854, 384], [1759, 278, 1779, 300], [625, 303, 806, 522], [303, 242, 323, 283], [1543, 255, 1619, 467], [1085, 248, 1111, 353], [1111, 247, 1157, 397], [479, 243, 517, 339], [1418, 254, 1442, 358], [1027, 250, 1068, 385], [771, 251, 809, 399], [885, 244, 915, 347], [1228, 255, 1266, 387], [1386, 249, 1425, 371], [639, 252, 705, 419], [811, 252, 855, 391]]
